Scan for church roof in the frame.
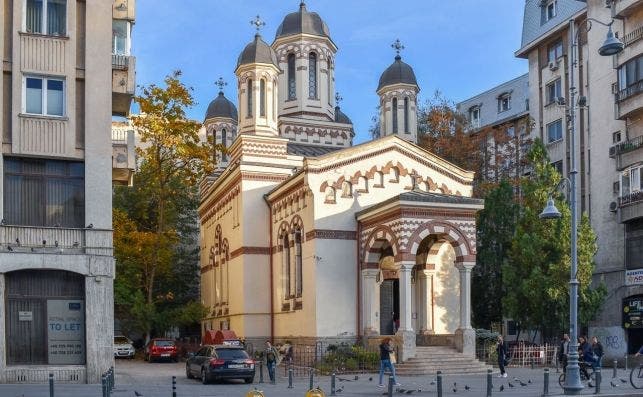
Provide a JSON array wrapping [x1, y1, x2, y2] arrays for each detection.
[[377, 55, 418, 92], [275, 2, 331, 40], [355, 190, 484, 219], [334, 106, 352, 125], [236, 34, 279, 69], [287, 142, 343, 157], [204, 92, 238, 121]]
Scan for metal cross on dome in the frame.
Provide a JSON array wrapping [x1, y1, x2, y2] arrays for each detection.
[[215, 77, 227, 93], [391, 39, 405, 56], [250, 15, 266, 33], [335, 92, 343, 106]]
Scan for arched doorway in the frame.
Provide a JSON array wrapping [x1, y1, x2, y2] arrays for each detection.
[[378, 242, 399, 335]]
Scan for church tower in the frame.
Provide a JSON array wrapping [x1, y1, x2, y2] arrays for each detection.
[[204, 78, 238, 169], [235, 17, 280, 136], [377, 40, 420, 143]]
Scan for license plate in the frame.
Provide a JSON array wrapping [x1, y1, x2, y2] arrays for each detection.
[[228, 364, 244, 369], [161, 353, 170, 357]]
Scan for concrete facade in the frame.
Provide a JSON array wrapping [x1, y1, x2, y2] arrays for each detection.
[[0, 0, 135, 383]]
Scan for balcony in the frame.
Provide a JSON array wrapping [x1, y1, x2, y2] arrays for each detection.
[[112, 54, 136, 117], [616, 80, 643, 120], [623, 26, 643, 48], [113, 0, 135, 21], [619, 191, 643, 223], [0, 225, 113, 257], [613, 0, 643, 18], [610, 135, 643, 170], [112, 123, 136, 186]]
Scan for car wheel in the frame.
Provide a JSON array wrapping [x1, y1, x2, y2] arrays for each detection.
[[186, 364, 193, 379], [244, 377, 254, 384], [201, 368, 209, 385]]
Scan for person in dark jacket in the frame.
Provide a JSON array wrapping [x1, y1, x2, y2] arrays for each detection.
[[558, 333, 570, 372], [591, 336, 604, 369], [578, 336, 591, 379], [378, 337, 400, 388], [496, 336, 508, 378]]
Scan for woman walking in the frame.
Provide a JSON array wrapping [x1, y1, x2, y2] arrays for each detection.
[[496, 336, 508, 378], [378, 337, 401, 388]]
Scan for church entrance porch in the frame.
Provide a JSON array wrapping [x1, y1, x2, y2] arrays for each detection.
[[357, 191, 483, 362]]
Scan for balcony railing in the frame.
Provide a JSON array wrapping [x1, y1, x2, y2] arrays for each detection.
[[112, 54, 130, 70], [624, 25, 643, 48], [111, 127, 131, 143], [0, 225, 113, 256], [619, 190, 643, 207], [610, 135, 643, 158], [616, 80, 643, 102]]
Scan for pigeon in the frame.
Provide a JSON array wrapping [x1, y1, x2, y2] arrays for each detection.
[[404, 390, 415, 395], [354, 375, 359, 381], [464, 385, 470, 391], [73, 241, 79, 247], [15, 238, 20, 246], [134, 392, 143, 397], [42, 240, 46, 246], [453, 382, 457, 387], [54, 240, 59, 247], [452, 388, 457, 393], [429, 380, 436, 385], [369, 377, 373, 382], [87, 223, 94, 229], [499, 384, 504, 392], [508, 382, 514, 388], [611, 380, 618, 387], [520, 381, 527, 386], [620, 377, 628, 383], [528, 379, 532, 384], [7, 246, 13, 252], [336, 386, 344, 393], [397, 388, 406, 393]]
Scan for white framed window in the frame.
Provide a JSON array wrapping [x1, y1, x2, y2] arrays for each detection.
[[546, 78, 562, 105], [545, 0, 557, 22], [498, 94, 511, 113], [548, 40, 563, 63], [547, 119, 563, 143], [23, 76, 65, 117], [112, 20, 131, 55], [621, 166, 643, 197], [469, 106, 480, 128], [25, 0, 66, 36]]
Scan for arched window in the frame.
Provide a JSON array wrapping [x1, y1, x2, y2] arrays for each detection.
[[294, 229, 303, 297], [327, 57, 332, 106], [324, 186, 336, 203], [283, 234, 291, 299], [221, 129, 227, 162], [341, 181, 352, 198], [247, 79, 253, 117], [375, 171, 384, 187], [404, 97, 410, 133], [392, 98, 398, 133], [308, 52, 317, 99], [222, 244, 229, 304], [288, 53, 296, 100], [273, 80, 277, 121], [260, 79, 266, 117], [391, 167, 400, 182], [358, 176, 368, 192]]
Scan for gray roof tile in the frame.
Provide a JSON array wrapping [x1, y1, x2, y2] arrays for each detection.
[[518, 0, 586, 55], [286, 142, 343, 157]]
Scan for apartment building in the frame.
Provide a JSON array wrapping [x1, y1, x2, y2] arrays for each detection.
[[517, 0, 643, 357], [0, 0, 135, 384]]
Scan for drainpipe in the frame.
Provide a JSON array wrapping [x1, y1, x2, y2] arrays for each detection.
[[263, 194, 274, 343]]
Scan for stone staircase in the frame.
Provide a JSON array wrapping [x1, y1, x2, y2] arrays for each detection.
[[395, 346, 492, 376]]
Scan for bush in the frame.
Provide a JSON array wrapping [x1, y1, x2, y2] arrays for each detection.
[[316, 344, 379, 374]]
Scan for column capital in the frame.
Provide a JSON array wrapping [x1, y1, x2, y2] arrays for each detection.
[[455, 262, 475, 271], [361, 268, 380, 278], [397, 261, 415, 271], [418, 269, 433, 279]]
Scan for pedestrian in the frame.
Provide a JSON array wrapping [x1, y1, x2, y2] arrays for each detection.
[[578, 336, 591, 379], [591, 336, 603, 369], [558, 333, 570, 372], [496, 336, 508, 378], [265, 340, 278, 383], [378, 337, 401, 388]]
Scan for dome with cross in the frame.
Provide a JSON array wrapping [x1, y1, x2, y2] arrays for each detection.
[[275, 1, 330, 41]]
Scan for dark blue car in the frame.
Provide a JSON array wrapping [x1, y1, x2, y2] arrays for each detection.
[[186, 345, 255, 384]]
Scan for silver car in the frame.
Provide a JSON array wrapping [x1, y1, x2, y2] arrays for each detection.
[[114, 336, 135, 359]]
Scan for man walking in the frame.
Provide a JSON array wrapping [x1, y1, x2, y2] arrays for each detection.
[[265, 340, 278, 383], [558, 333, 570, 372]]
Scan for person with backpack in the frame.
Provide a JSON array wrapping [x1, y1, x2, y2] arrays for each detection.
[[265, 340, 279, 383]]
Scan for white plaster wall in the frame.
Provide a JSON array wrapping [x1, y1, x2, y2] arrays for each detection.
[[432, 243, 460, 334]]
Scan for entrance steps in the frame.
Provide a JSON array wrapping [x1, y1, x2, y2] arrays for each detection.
[[395, 346, 492, 376]]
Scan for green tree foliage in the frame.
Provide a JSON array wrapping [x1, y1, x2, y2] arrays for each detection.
[[113, 71, 215, 340], [503, 139, 606, 340], [472, 180, 518, 329]]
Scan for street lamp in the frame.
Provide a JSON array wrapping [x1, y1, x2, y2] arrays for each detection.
[[539, 18, 624, 395]]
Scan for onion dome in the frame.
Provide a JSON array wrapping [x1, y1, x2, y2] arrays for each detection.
[[275, 1, 330, 40], [236, 34, 279, 69], [377, 55, 418, 92], [334, 106, 352, 125], [204, 91, 238, 121]]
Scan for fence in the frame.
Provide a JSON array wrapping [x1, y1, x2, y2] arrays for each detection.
[[476, 343, 558, 368]]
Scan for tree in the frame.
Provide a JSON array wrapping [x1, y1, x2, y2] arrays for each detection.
[[472, 180, 518, 329], [503, 139, 606, 341], [113, 71, 217, 340], [368, 106, 381, 140]]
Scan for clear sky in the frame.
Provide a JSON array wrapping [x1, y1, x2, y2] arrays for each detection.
[[133, 0, 527, 144]]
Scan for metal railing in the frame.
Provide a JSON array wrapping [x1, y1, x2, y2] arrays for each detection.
[[619, 190, 643, 206], [624, 25, 643, 48], [476, 343, 558, 368], [616, 80, 643, 102], [112, 54, 130, 69], [612, 135, 643, 156]]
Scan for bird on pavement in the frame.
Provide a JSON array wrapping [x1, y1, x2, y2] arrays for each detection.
[[520, 381, 527, 386], [429, 380, 436, 385], [369, 377, 373, 382], [508, 382, 514, 388], [611, 380, 618, 387], [528, 379, 532, 384], [499, 385, 505, 392], [336, 386, 344, 393], [452, 388, 457, 393], [134, 392, 143, 397], [354, 375, 359, 381], [464, 385, 471, 391], [620, 377, 628, 383]]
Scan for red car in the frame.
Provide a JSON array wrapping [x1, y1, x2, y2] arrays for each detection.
[[145, 338, 178, 362]]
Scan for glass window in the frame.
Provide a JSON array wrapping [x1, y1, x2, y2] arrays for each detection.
[[625, 220, 643, 270], [404, 97, 410, 133], [47, 79, 64, 116], [552, 160, 563, 175], [622, 170, 631, 196], [469, 107, 480, 128], [221, 129, 227, 162], [392, 98, 398, 133], [112, 20, 130, 55], [26, 0, 43, 33], [548, 40, 563, 63], [295, 229, 302, 298], [547, 78, 562, 104], [287, 54, 296, 100], [215, 349, 249, 360], [308, 52, 317, 99], [247, 79, 253, 118], [26, 0, 66, 35], [618, 55, 643, 91], [498, 95, 511, 112], [632, 167, 641, 192], [259, 79, 266, 117], [546, 1, 556, 21], [3, 157, 84, 228], [26, 78, 43, 114], [283, 235, 291, 299], [547, 119, 563, 143], [25, 77, 64, 116]]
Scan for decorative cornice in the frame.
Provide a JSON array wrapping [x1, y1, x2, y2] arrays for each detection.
[[305, 229, 357, 241], [230, 246, 271, 260]]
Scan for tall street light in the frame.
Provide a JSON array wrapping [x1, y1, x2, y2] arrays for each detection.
[[539, 18, 623, 395]]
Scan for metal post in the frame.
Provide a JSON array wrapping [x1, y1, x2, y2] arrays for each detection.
[[556, 356, 560, 374], [531, 359, 535, 370], [388, 375, 394, 397], [486, 368, 492, 397], [330, 372, 336, 396], [625, 354, 628, 371], [288, 368, 293, 389], [101, 375, 107, 397], [49, 373, 54, 397], [437, 370, 443, 397], [594, 367, 601, 394], [172, 375, 177, 397], [309, 368, 314, 390], [109, 367, 114, 392], [544, 368, 550, 396], [613, 359, 618, 378], [259, 362, 264, 383]]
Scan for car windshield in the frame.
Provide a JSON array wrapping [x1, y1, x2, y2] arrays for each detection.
[[216, 349, 249, 360], [155, 340, 175, 347], [114, 337, 130, 344]]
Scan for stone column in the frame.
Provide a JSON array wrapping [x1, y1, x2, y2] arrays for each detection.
[[361, 269, 379, 335], [396, 262, 416, 361], [454, 262, 475, 357], [418, 270, 433, 335]]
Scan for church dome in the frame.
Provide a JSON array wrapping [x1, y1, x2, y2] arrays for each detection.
[[236, 34, 279, 69], [275, 2, 330, 40], [377, 55, 418, 92], [205, 92, 238, 121], [334, 106, 352, 125]]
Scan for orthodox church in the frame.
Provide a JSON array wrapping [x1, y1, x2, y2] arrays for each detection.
[[198, 2, 483, 361]]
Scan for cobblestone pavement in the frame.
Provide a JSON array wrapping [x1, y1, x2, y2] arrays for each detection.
[[1, 360, 643, 396]]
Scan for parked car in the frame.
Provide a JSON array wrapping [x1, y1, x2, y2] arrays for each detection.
[[145, 338, 178, 362], [186, 345, 255, 384], [114, 335, 135, 359]]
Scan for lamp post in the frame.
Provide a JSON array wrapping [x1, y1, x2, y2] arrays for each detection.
[[539, 18, 623, 395]]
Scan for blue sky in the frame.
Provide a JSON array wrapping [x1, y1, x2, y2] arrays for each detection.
[[133, 0, 526, 144]]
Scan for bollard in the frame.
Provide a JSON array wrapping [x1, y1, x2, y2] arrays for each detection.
[[486, 368, 492, 397], [613, 359, 618, 379], [49, 373, 54, 397], [531, 359, 535, 370], [110, 367, 114, 392], [594, 367, 601, 394], [388, 375, 394, 397], [288, 368, 293, 389], [437, 370, 443, 397], [330, 372, 336, 396], [543, 368, 549, 396], [309, 368, 314, 390], [625, 354, 628, 372], [101, 375, 107, 397], [259, 362, 264, 383], [172, 375, 177, 397]]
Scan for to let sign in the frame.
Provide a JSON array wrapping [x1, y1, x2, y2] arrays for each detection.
[[623, 296, 643, 329], [47, 300, 85, 365], [625, 269, 643, 286]]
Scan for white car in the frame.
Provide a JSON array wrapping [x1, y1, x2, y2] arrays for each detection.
[[114, 336, 135, 359]]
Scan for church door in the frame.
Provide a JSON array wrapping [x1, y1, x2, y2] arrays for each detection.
[[379, 279, 399, 335]]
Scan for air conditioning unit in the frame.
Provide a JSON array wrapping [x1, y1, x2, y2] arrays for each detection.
[[609, 145, 617, 157], [549, 61, 559, 71], [609, 201, 618, 213]]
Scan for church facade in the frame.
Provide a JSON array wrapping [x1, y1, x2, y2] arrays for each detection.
[[198, 2, 483, 360]]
